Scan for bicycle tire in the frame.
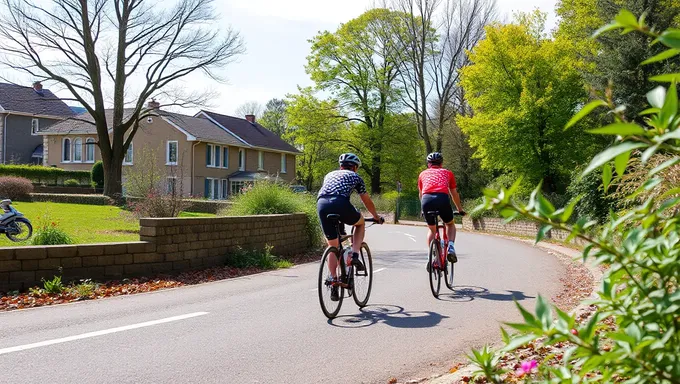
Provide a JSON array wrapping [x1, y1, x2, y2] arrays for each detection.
[[445, 255, 455, 290], [6, 218, 32, 242], [352, 243, 373, 308], [318, 247, 344, 319], [428, 239, 441, 298]]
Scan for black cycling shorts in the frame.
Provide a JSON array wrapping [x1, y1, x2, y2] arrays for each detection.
[[317, 196, 361, 240], [421, 193, 454, 226]]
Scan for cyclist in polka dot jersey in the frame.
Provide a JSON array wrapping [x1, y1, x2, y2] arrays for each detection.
[[418, 152, 465, 265]]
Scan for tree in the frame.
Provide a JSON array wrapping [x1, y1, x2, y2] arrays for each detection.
[[234, 101, 263, 118], [306, 8, 404, 193], [285, 88, 345, 191], [459, 12, 602, 193], [0, 0, 244, 198], [556, 0, 680, 119], [259, 98, 288, 137], [392, 0, 496, 154]]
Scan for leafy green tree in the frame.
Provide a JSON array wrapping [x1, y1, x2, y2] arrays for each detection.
[[260, 99, 288, 138], [556, 0, 680, 119], [306, 8, 404, 193], [459, 11, 603, 193]]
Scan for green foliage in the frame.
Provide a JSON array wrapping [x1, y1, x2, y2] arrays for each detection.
[[0, 176, 33, 200], [459, 11, 605, 194], [566, 165, 616, 224], [31, 219, 73, 246], [63, 179, 80, 186], [223, 181, 323, 247], [70, 279, 97, 299], [42, 276, 64, 294], [91, 161, 104, 188], [260, 98, 288, 138], [0, 164, 90, 185], [225, 245, 293, 270], [470, 14, 680, 383]]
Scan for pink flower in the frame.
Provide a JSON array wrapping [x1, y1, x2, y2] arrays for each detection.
[[515, 360, 538, 377]]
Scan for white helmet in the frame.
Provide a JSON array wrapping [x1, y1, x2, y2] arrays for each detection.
[[338, 153, 361, 167]]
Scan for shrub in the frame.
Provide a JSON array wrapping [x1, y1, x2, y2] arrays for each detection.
[[469, 13, 680, 384], [91, 161, 104, 188], [64, 179, 80, 186], [567, 164, 616, 224], [70, 279, 97, 299], [29, 193, 113, 205], [226, 245, 293, 270], [42, 276, 64, 294], [31, 214, 73, 245], [222, 181, 323, 247], [0, 176, 33, 200], [129, 191, 189, 218], [0, 164, 90, 185]]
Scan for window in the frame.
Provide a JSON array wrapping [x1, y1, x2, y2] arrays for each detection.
[[213, 178, 219, 199], [167, 141, 178, 165], [204, 178, 221, 199], [167, 177, 177, 195], [62, 138, 71, 162], [231, 180, 246, 195], [31, 119, 39, 135], [281, 153, 287, 173], [206, 144, 213, 167], [85, 138, 95, 163], [73, 138, 82, 162], [221, 180, 228, 199], [258, 151, 264, 170], [123, 142, 133, 165], [238, 149, 245, 171], [215, 146, 221, 168], [222, 147, 229, 168]]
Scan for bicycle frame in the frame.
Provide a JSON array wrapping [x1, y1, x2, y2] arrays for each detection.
[[431, 215, 448, 271], [327, 218, 377, 289]]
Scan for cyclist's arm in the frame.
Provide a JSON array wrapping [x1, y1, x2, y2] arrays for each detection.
[[359, 193, 380, 221], [449, 188, 463, 212]]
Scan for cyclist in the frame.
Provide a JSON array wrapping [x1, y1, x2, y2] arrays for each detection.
[[418, 152, 465, 266], [317, 153, 383, 301]]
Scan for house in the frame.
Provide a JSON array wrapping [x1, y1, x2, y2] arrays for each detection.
[[39, 102, 300, 199], [0, 82, 75, 164]]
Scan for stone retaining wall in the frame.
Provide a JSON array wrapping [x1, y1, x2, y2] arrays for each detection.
[[462, 216, 584, 245], [0, 213, 309, 292]]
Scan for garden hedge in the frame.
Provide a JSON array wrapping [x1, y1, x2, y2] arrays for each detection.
[[0, 165, 90, 185], [26, 193, 114, 206]]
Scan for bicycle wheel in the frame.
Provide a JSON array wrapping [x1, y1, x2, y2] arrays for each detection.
[[318, 247, 344, 319], [6, 218, 32, 242], [428, 240, 441, 298], [445, 254, 455, 290], [352, 243, 373, 308]]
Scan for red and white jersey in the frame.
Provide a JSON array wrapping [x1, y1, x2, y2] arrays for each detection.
[[418, 167, 457, 194]]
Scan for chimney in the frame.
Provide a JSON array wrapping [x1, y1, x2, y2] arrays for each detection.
[[147, 99, 160, 109], [33, 81, 44, 95], [245, 114, 256, 123]]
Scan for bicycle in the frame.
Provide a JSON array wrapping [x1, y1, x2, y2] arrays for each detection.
[[425, 210, 463, 298], [318, 215, 381, 319]]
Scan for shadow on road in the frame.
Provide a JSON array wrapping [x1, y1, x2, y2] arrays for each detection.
[[438, 285, 535, 303], [328, 304, 448, 329]]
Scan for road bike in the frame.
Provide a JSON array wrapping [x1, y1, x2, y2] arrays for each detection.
[[318, 216, 381, 319], [426, 210, 462, 298]]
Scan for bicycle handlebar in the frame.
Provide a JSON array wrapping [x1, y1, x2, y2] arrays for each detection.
[[364, 217, 385, 224]]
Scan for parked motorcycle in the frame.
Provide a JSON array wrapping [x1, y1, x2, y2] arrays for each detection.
[[0, 200, 33, 242]]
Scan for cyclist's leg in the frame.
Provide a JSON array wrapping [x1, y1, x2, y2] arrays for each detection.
[[342, 201, 366, 271], [421, 194, 438, 245], [439, 197, 457, 261]]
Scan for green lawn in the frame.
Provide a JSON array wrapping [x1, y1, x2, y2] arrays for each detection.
[[0, 202, 215, 247]]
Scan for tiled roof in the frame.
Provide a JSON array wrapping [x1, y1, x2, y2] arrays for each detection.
[[0, 83, 75, 117], [39, 109, 136, 135], [200, 111, 300, 154], [159, 111, 242, 146]]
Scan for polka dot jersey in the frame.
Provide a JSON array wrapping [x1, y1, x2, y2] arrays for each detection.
[[318, 170, 367, 198]]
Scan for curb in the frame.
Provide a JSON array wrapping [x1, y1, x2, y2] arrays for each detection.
[[402, 233, 603, 384]]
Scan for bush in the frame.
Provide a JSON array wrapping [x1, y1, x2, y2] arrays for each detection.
[[29, 193, 113, 206], [222, 181, 323, 247], [31, 214, 73, 245], [91, 161, 104, 188], [0, 164, 90, 184], [470, 14, 680, 384], [0, 176, 33, 200], [42, 276, 64, 294], [128, 191, 189, 218], [64, 179, 80, 186], [225, 245, 293, 270], [567, 164, 616, 224]]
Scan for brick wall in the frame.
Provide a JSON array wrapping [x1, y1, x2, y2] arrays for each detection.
[[462, 216, 585, 245], [0, 213, 310, 291]]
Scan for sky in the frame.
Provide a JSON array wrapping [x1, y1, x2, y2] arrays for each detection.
[[8, 0, 559, 117]]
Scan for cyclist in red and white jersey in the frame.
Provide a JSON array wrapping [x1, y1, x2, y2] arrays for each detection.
[[418, 152, 465, 263]]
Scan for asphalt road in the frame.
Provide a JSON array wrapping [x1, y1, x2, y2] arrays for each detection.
[[0, 224, 565, 384]]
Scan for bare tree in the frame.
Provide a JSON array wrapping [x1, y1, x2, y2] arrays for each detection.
[[0, 0, 244, 198], [392, 0, 496, 153], [234, 101, 263, 118]]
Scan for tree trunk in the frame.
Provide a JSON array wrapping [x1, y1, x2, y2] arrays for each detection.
[[102, 152, 124, 198], [371, 154, 381, 194]]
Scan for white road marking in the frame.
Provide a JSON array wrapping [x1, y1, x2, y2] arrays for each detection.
[[390, 231, 417, 242], [374, 268, 387, 273], [0, 312, 209, 355]]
